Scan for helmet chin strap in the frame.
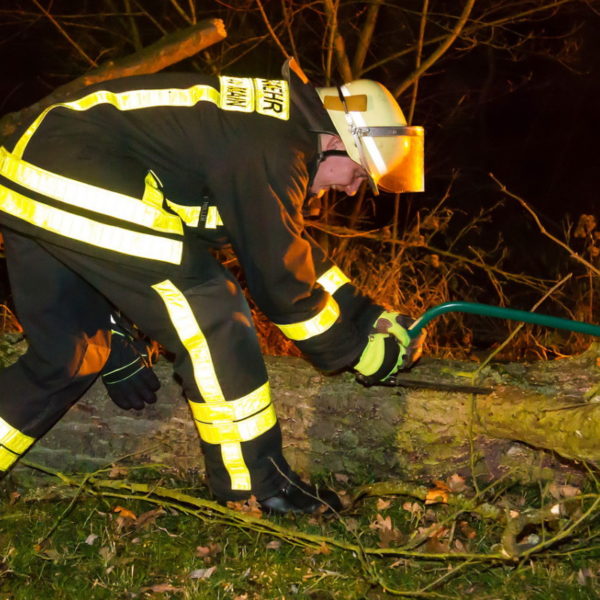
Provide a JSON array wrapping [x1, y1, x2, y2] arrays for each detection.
[[306, 139, 349, 195]]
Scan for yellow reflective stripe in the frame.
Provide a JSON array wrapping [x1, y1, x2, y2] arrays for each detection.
[[152, 279, 253, 489], [0, 447, 20, 471], [254, 78, 290, 120], [0, 416, 35, 455], [219, 76, 255, 113], [0, 184, 183, 264], [317, 266, 350, 295], [205, 206, 223, 229], [152, 280, 224, 403], [0, 148, 184, 236], [165, 199, 201, 228], [195, 404, 277, 444], [189, 382, 271, 422], [13, 85, 221, 159], [221, 443, 251, 491], [275, 295, 340, 341]]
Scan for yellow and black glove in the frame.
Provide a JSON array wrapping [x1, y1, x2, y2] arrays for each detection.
[[101, 314, 160, 410], [354, 311, 425, 385]]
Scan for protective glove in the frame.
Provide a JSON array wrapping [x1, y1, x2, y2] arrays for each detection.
[[101, 314, 160, 410], [354, 311, 426, 386]]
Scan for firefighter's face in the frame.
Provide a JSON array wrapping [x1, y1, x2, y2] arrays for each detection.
[[310, 136, 368, 198]]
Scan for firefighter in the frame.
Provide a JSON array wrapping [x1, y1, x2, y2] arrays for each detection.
[[0, 60, 425, 514]]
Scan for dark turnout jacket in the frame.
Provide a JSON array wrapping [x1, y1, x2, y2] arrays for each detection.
[[0, 69, 381, 371]]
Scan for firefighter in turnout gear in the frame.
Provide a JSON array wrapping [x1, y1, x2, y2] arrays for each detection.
[[0, 60, 425, 514]]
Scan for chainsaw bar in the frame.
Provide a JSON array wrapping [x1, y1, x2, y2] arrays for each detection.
[[380, 376, 493, 395]]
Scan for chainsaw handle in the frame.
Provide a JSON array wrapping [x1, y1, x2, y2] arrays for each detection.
[[407, 301, 600, 340]]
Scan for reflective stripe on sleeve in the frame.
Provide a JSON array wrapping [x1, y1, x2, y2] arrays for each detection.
[[275, 294, 340, 341], [205, 206, 223, 229], [317, 266, 350, 295], [0, 184, 183, 264], [165, 199, 202, 228]]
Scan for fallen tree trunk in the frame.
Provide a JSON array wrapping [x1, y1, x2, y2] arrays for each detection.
[[13, 343, 599, 486], [0, 18, 227, 139]]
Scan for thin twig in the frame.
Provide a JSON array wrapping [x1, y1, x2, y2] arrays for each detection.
[[256, 0, 290, 59], [31, 0, 98, 68], [351, 0, 384, 78], [394, 0, 477, 97], [490, 173, 600, 278], [322, 0, 352, 83], [408, 0, 429, 124], [474, 272, 573, 376]]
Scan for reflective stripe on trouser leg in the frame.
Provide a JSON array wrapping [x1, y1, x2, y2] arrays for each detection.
[[0, 416, 35, 471], [151, 279, 278, 491]]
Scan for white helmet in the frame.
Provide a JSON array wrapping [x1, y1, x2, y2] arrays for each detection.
[[317, 80, 424, 194]]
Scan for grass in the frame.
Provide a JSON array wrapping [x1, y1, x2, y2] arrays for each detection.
[[1, 466, 599, 599]]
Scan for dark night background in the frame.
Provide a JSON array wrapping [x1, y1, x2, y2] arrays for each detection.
[[0, 1, 598, 341]]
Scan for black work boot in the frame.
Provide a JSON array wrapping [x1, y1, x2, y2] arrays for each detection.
[[259, 473, 343, 515]]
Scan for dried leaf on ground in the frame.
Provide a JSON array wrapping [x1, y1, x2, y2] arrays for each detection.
[[370, 513, 405, 548], [306, 542, 331, 555], [376, 498, 392, 511], [402, 501, 423, 516], [425, 486, 449, 505], [447, 473, 468, 493], [227, 495, 263, 519], [459, 520, 477, 540], [196, 543, 222, 559], [425, 537, 451, 554], [108, 465, 128, 478], [189, 566, 217, 579], [548, 483, 581, 500], [113, 505, 137, 520], [135, 508, 165, 529], [141, 583, 183, 593]]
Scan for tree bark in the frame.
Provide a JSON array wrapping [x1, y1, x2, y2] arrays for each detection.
[[11, 344, 598, 486], [0, 18, 227, 140]]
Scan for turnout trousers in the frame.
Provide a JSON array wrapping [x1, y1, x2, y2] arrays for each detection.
[[0, 227, 291, 500]]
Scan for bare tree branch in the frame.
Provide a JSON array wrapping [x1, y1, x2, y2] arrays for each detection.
[[394, 0, 477, 97], [407, 0, 430, 124], [0, 18, 227, 140], [32, 0, 98, 68], [123, 0, 143, 51], [351, 0, 384, 78], [256, 0, 290, 60], [322, 0, 353, 83], [491, 173, 600, 278], [365, 0, 576, 77]]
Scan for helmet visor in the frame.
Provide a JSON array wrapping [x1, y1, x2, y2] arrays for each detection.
[[360, 126, 424, 194]]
